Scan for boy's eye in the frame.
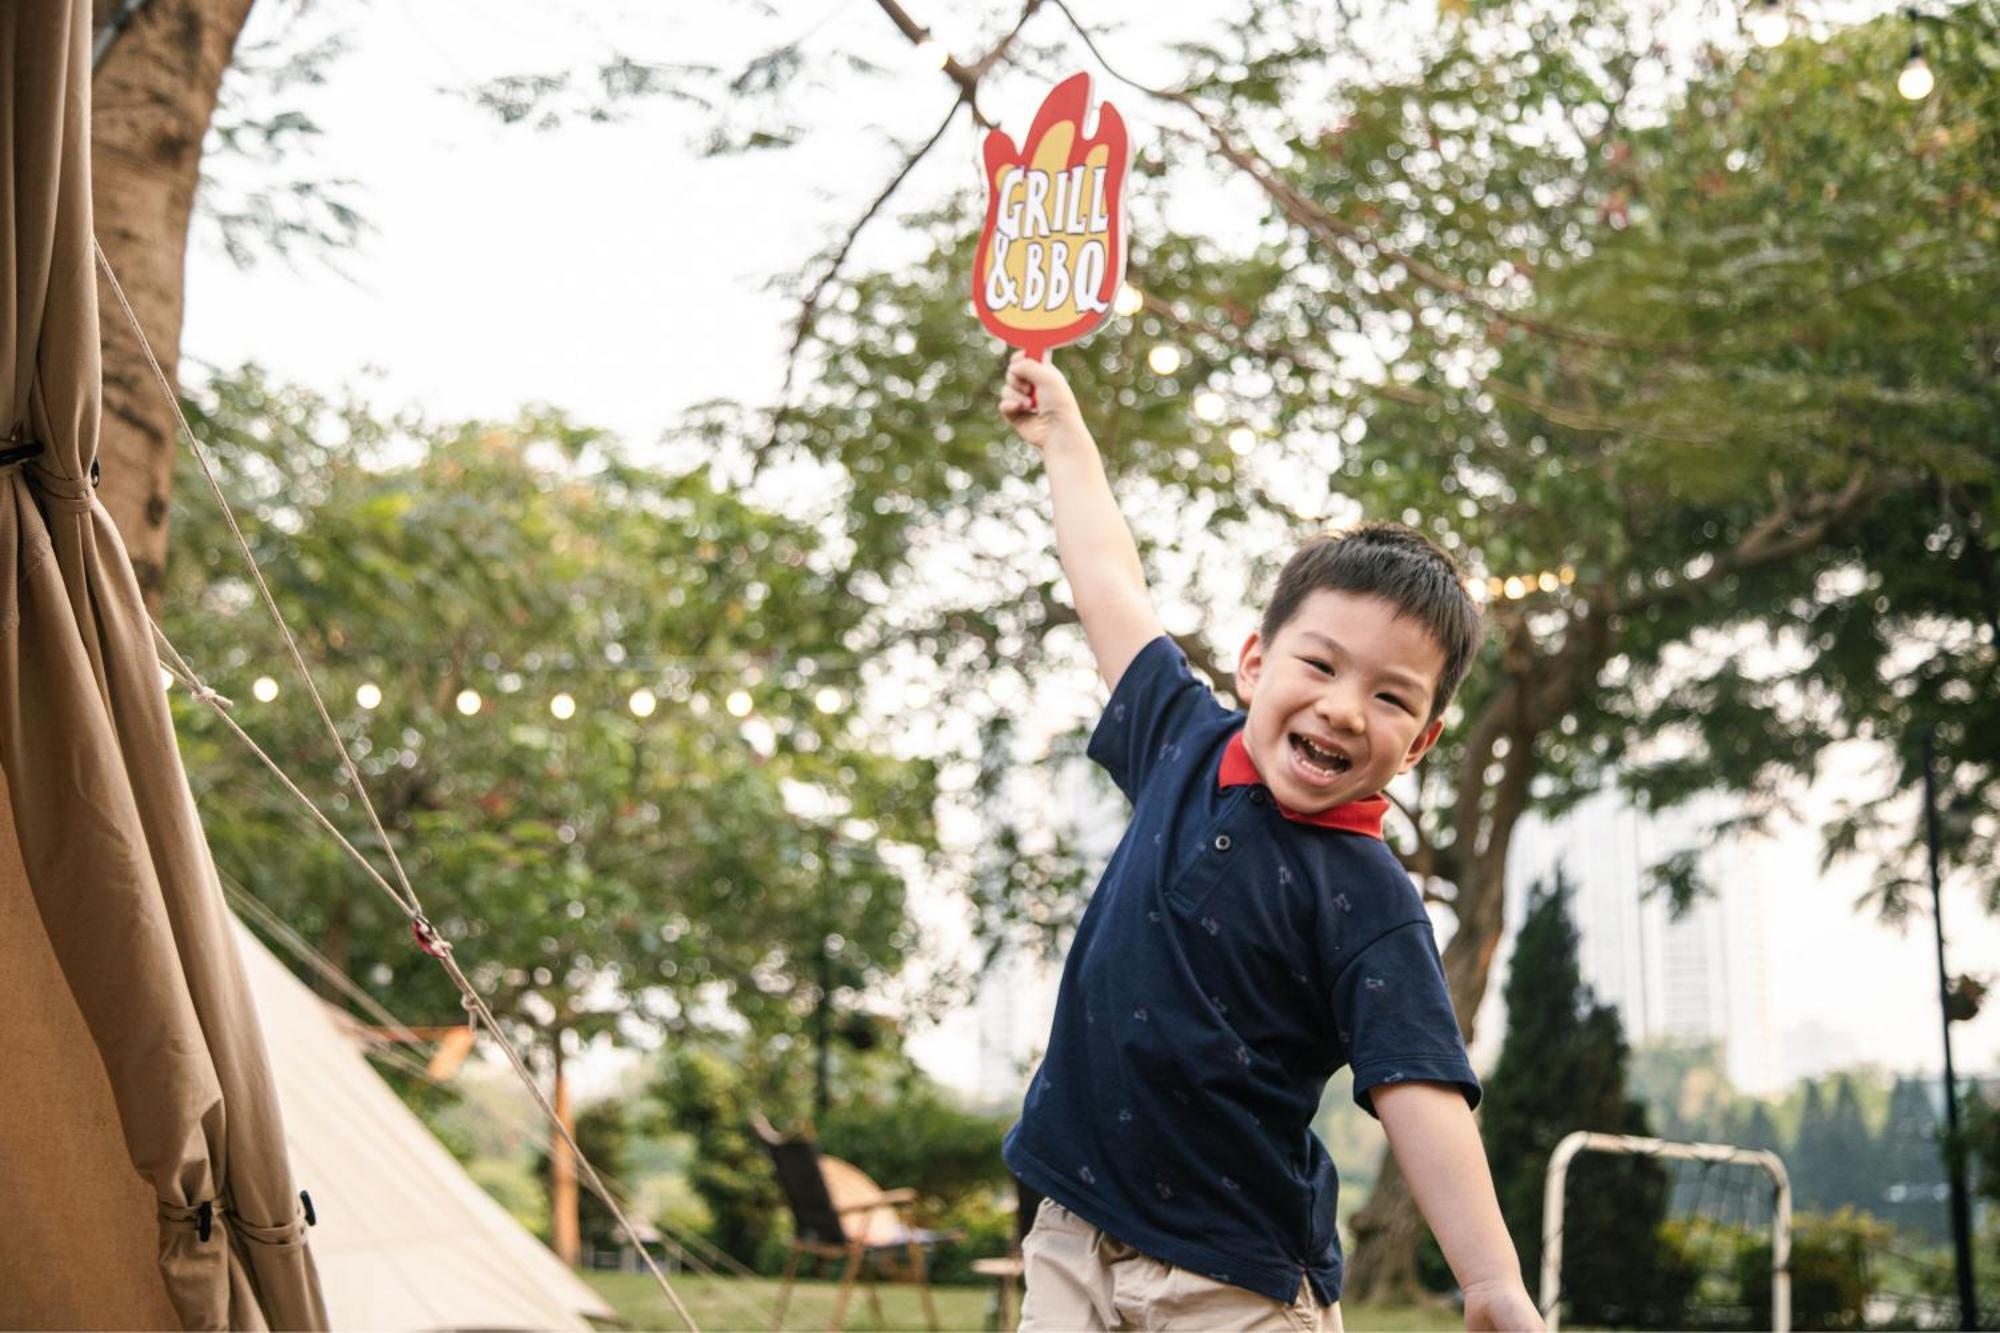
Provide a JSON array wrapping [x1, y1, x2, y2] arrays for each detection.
[[1378, 693, 1411, 712], [1303, 658, 1333, 675]]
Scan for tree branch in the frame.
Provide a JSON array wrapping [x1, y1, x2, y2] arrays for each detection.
[[1043, 0, 1686, 357], [870, 0, 1043, 130], [1611, 468, 1889, 617], [764, 0, 1044, 462], [769, 94, 968, 418], [91, 0, 153, 74]]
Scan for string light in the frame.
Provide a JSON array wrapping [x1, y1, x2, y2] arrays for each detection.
[[1483, 566, 1581, 601], [1193, 390, 1226, 422], [628, 688, 658, 718], [550, 692, 577, 720], [814, 686, 844, 714], [725, 690, 754, 718], [252, 676, 279, 702], [1228, 426, 1257, 456], [1747, 0, 1788, 48], [1147, 344, 1183, 375], [1896, 39, 1934, 99], [1115, 284, 1146, 317], [455, 688, 482, 717], [355, 682, 382, 710]]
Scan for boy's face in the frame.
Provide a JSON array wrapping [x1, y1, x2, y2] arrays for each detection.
[[1234, 589, 1448, 813]]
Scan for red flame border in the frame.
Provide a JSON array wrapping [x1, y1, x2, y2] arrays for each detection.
[[972, 72, 1131, 359]]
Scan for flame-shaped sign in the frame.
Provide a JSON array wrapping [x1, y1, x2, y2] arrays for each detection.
[[973, 73, 1131, 360]]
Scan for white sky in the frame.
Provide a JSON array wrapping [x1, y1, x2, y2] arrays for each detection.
[[180, 0, 1998, 1096]]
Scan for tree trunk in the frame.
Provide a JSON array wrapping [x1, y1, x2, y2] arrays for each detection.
[[1345, 612, 1610, 1301], [90, 0, 256, 607], [550, 1029, 581, 1266]]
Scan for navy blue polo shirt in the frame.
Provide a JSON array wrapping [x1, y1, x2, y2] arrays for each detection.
[[1003, 634, 1480, 1305]]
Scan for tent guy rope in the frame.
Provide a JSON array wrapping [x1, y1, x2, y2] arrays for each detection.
[[94, 236, 702, 1333]]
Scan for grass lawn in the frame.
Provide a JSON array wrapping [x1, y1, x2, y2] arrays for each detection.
[[584, 1271, 1465, 1332]]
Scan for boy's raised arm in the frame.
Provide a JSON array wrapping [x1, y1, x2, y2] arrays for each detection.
[[1000, 355, 1164, 694]]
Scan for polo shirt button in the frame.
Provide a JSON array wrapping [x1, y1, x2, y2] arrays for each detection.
[[1213, 835, 1232, 852], [1249, 789, 1269, 806]]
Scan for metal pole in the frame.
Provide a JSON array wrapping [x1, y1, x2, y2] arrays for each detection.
[[1922, 728, 1979, 1332], [814, 938, 832, 1121]]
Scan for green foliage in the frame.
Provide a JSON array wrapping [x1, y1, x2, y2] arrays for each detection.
[[642, 1044, 790, 1266], [1736, 1209, 1889, 1331], [637, 1034, 1013, 1278], [1480, 871, 1689, 1323], [167, 364, 939, 1076], [819, 1069, 1011, 1215]]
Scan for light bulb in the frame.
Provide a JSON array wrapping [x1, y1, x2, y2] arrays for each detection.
[[1115, 284, 1145, 317], [550, 692, 576, 721], [1147, 344, 1183, 375], [628, 688, 658, 718], [725, 690, 753, 718], [1228, 426, 1257, 456], [1897, 50, 1934, 100], [356, 682, 382, 710], [1503, 576, 1527, 600], [815, 686, 844, 714], [1193, 390, 1226, 422], [455, 689, 482, 717], [252, 676, 279, 703], [1747, 0, 1787, 48]]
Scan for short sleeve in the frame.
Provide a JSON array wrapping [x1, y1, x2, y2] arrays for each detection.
[[1332, 920, 1482, 1118], [1084, 635, 1227, 803]]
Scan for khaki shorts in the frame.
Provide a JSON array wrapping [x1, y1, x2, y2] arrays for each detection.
[[1018, 1200, 1344, 1332]]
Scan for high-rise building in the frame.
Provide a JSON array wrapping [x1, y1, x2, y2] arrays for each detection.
[[1482, 786, 1784, 1094]]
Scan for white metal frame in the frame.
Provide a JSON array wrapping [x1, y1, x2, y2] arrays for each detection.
[[1539, 1130, 1792, 1333]]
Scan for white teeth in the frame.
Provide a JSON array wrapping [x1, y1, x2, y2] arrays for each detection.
[[1292, 734, 1350, 776]]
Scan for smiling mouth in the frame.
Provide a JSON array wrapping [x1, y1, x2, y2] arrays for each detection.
[[1290, 733, 1353, 779]]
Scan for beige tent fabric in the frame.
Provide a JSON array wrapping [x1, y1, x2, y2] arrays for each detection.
[[236, 924, 618, 1331], [0, 1, 326, 1328], [0, 762, 181, 1330]]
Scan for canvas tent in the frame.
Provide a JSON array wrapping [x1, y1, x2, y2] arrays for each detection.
[[0, 0, 327, 1326], [0, 2, 627, 1328], [233, 920, 617, 1331]]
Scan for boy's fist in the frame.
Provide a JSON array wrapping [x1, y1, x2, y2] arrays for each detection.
[[999, 354, 1085, 453], [1463, 1278, 1544, 1332]]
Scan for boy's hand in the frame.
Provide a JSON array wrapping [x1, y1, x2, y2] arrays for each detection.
[[999, 354, 1087, 454], [1462, 1277, 1543, 1332]]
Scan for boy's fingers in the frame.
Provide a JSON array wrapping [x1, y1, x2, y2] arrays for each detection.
[[1008, 354, 1060, 390]]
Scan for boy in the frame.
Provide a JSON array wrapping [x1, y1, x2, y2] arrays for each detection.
[[997, 354, 1542, 1332]]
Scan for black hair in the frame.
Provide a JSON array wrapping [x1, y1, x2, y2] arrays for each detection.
[[1258, 522, 1483, 725]]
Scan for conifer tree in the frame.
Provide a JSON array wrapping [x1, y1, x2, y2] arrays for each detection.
[[1481, 870, 1690, 1325], [1878, 1076, 1947, 1243]]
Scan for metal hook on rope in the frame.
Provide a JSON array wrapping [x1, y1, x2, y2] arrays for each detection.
[[410, 914, 452, 959]]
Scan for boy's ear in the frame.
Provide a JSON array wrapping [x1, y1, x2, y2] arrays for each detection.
[[1398, 716, 1447, 774], [1234, 630, 1266, 700]]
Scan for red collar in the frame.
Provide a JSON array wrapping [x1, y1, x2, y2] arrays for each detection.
[[1218, 729, 1389, 839]]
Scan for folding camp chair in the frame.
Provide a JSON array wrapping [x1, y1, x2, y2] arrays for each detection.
[[752, 1114, 955, 1331], [971, 1177, 1043, 1331]]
